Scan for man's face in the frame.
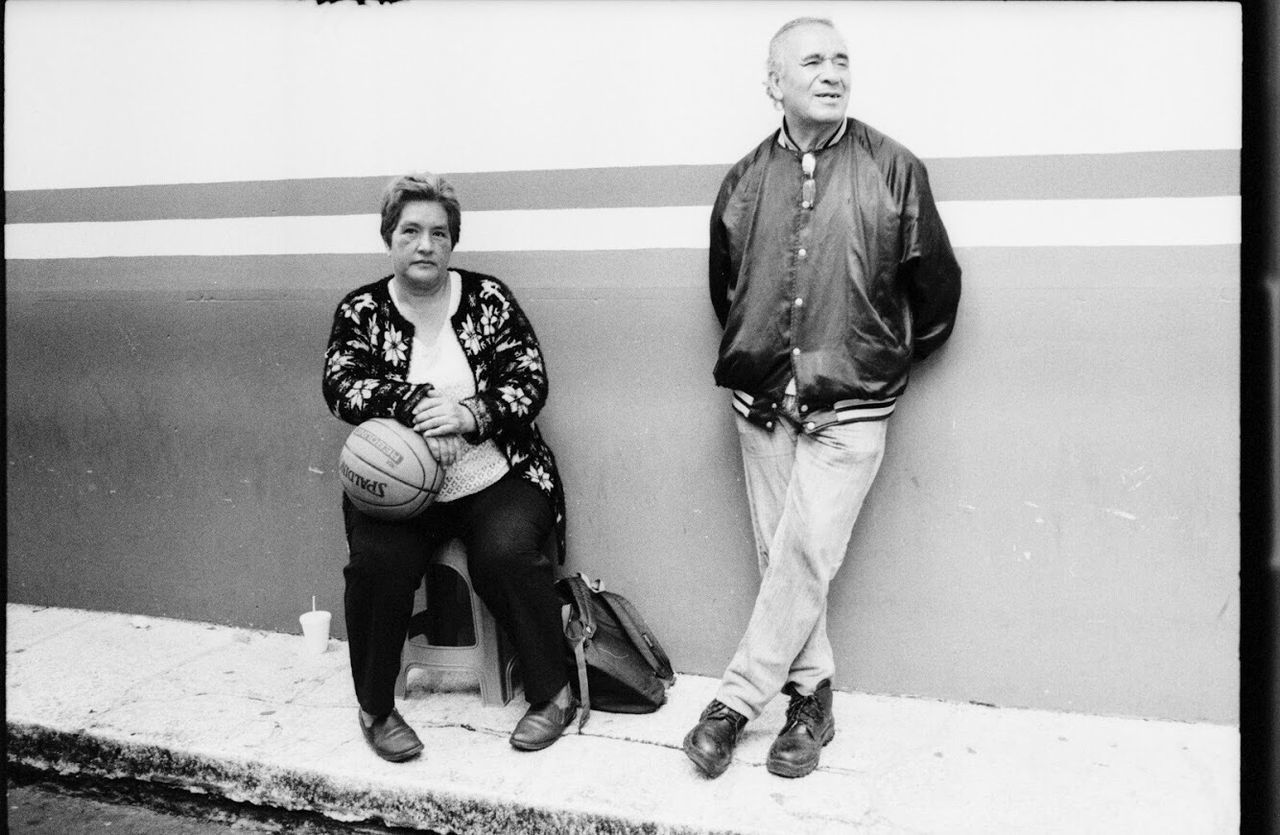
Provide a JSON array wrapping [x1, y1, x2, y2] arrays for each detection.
[[768, 24, 850, 133]]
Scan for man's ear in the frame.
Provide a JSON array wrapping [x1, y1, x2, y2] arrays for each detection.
[[765, 72, 782, 105]]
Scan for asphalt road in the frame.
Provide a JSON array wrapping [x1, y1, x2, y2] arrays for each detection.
[[7, 770, 441, 835]]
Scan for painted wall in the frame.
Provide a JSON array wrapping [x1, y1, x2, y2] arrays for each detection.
[[5, 0, 1240, 723]]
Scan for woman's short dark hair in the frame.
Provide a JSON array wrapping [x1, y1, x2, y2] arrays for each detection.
[[379, 172, 462, 248]]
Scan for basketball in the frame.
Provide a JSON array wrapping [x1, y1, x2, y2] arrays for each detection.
[[338, 418, 444, 520]]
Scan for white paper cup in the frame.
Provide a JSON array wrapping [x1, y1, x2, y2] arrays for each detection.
[[299, 610, 331, 654]]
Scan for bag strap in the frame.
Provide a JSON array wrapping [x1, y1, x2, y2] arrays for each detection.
[[565, 574, 598, 637], [561, 575, 597, 730], [598, 590, 675, 684]]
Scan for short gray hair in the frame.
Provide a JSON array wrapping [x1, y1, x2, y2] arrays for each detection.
[[764, 17, 838, 101], [379, 172, 462, 248]]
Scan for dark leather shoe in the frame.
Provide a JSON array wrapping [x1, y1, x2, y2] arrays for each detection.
[[682, 700, 747, 778], [359, 708, 423, 762], [766, 679, 835, 778], [510, 697, 578, 751]]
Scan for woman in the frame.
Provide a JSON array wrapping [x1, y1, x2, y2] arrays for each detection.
[[322, 172, 573, 759]]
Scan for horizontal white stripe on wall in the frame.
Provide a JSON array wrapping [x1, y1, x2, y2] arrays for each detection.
[[1, 208, 708, 259], [939, 197, 1241, 249], [4, 198, 1240, 260]]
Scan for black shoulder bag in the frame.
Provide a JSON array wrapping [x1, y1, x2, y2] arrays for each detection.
[[557, 573, 676, 729]]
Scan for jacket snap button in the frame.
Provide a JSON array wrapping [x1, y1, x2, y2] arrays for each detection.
[[798, 249, 807, 258], [805, 422, 815, 431]]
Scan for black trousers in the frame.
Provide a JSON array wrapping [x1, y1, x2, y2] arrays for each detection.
[[342, 469, 566, 716]]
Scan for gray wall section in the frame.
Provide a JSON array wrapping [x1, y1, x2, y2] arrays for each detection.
[[4, 150, 1240, 223], [5, 243, 1239, 723]]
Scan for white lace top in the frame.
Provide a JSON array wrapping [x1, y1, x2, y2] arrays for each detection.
[[395, 272, 510, 502]]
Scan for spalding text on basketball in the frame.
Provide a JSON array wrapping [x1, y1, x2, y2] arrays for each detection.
[[340, 460, 386, 498], [353, 426, 404, 466]]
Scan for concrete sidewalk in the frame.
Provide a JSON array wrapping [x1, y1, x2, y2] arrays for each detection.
[[6, 604, 1238, 834]]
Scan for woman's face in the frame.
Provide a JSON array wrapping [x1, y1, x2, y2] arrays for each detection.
[[389, 200, 453, 290]]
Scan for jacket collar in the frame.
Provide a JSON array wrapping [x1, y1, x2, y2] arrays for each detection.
[[777, 117, 848, 153]]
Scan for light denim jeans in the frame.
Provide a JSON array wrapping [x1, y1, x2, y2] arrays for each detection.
[[716, 404, 887, 720]]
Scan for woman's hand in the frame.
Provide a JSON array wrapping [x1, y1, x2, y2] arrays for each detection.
[[410, 396, 478, 438], [422, 433, 466, 467]]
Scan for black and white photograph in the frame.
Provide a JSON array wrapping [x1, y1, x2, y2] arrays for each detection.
[[6, 1, 1268, 833]]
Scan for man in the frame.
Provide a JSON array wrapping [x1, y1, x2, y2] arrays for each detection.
[[684, 17, 961, 780]]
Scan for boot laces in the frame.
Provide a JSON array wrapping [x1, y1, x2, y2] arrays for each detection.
[[783, 691, 824, 735]]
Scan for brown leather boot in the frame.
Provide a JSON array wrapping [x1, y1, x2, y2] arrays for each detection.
[[766, 679, 834, 778], [682, 700, 747, 778]]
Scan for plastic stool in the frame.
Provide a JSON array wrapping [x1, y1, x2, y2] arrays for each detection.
[[395, 538, 519, 707]]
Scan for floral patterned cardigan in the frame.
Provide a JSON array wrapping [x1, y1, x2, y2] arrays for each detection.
[[323, 268, 566, 561]]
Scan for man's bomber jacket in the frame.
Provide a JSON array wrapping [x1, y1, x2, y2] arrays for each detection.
[[709, 117, 962, 432]]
